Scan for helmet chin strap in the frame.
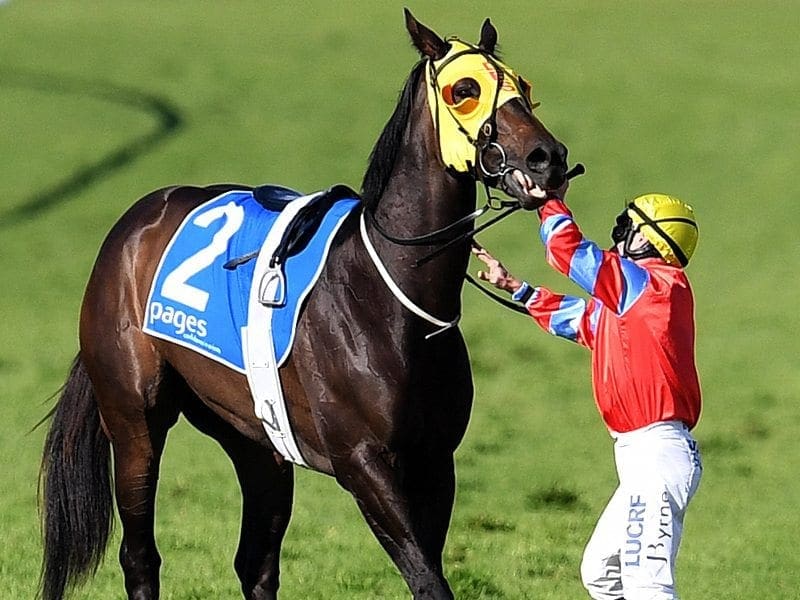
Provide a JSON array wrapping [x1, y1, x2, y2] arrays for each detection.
[[621, 227, 660, 261], [612, 208, 659, 261]]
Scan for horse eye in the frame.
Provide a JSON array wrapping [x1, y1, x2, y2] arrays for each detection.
[[452, 78, 480, 103]]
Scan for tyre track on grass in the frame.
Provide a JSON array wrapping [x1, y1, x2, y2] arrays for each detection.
[[0, 66, 184, 229]]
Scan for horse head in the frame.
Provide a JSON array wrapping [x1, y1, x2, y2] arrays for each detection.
[[405, 9, 569, 210]]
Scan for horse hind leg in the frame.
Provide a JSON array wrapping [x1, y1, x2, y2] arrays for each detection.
[[87, 353, 180, 599], [181, 395, 294, 600]]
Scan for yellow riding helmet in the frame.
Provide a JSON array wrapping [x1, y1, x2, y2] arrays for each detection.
[[627, 194, 698, 267]]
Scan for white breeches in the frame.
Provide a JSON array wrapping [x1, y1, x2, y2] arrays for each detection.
[[580, 421, 702, 600]]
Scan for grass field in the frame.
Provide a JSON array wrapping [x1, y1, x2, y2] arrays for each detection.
[[2, 1, 799, 598]]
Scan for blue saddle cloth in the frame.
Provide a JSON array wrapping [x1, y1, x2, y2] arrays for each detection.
[[143, 187, 360, 372]]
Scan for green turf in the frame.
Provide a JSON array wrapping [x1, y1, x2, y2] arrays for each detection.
[[1, 1, 798, 598]]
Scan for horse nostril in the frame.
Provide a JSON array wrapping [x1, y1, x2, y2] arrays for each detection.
[[526, 142, 569, 175], [526, 146, 550, 172]]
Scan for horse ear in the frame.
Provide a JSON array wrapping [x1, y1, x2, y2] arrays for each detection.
[[404, 8, 449, 60], [478, 18, 498, 54]]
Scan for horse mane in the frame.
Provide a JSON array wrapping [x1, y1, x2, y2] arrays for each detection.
[[360, 60, 425, 209]]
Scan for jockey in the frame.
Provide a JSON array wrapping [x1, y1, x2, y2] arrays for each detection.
[[473, 192, 702, 600]]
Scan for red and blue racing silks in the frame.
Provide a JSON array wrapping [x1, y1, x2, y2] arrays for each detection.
[[515, 199, 701, 433]]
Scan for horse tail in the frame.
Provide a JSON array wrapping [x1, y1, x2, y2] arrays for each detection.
[[39, 354, 113, 600]]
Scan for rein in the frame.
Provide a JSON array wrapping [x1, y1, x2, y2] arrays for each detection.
[[366, 163, 584, 264], [362, 163, 585, 330]]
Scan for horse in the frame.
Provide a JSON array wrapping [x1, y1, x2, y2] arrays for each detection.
[[39, 10, 569, 600]]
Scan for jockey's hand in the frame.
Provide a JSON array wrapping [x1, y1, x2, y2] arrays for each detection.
[[471, 243, 523, 294]]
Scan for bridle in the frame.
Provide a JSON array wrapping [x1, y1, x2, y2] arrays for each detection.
[[366, 40, 534, 255], [361, 40, 584, 331]]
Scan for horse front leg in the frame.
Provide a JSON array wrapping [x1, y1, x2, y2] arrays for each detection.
[[400, 448, 458, 576], [334, 440, 455, 600]]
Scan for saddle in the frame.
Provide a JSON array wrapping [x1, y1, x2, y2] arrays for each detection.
[[224, 183, 359, 275]]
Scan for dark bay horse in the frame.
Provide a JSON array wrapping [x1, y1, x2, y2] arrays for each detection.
[[40, 11, 569, 600]]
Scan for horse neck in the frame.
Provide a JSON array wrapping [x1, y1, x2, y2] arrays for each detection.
[[369, 107, 476, 320]]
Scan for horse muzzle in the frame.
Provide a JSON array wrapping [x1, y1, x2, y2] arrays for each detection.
[[516, 139, 569, 210], [501, 168, 549, 205], [497, 163, 570, 211], [478, 135, 570, 210]]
